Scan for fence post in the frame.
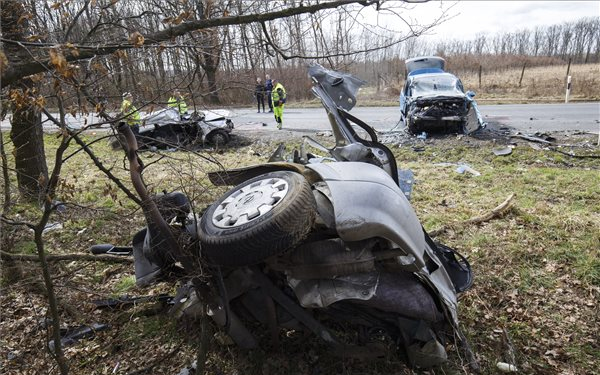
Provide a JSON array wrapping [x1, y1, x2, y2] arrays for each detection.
[[518, 62, 526, 87], [566, 58, 572, 78], [478, 65, 482, 88], [565, 75, 572, 103]]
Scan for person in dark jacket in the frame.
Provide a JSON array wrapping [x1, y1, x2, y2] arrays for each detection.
[[265, 74, 273, 112], [254, 78, 265, 113]]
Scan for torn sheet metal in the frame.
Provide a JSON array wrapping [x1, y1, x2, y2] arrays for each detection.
[[288, 272, 379, 308]]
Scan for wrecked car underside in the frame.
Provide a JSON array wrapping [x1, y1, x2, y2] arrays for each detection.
[[104, 63, 476, 371]]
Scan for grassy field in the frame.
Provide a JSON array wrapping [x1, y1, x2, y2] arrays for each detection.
[[345, 63, 600, 106], [1, 130, 599, 374]]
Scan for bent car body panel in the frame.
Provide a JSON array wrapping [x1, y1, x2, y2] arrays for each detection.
[[305, 162, 458, 323]]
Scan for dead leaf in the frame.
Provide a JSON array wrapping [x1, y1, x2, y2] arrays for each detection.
[[49, 48, 67, 70], [0, 51, 8, 74], [129, 32, 145, 47]]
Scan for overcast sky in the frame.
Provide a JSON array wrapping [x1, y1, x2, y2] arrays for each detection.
[[376, 0, 600, 40]]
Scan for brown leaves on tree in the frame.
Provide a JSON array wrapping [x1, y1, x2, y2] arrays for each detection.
[[0, 51, 8, 74], [129, 32, 145, 47], [49, 48, 67, 71], [162, 11, 192, 25]]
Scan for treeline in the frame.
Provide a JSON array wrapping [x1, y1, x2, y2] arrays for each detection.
[[9, 1, 599, 107]]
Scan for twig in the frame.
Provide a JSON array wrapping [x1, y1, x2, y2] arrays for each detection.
[[429, 193, 516, 236], [0, 250, 133, 264]]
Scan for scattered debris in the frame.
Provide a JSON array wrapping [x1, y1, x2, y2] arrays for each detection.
[[497, 362, 518, 372], [455, 164, 481, 176], [398, 169, 414, 201], [36, 222, 63, 234], [416, 132, 427, 140], [48, 323, 110, 352], [493, 146, 513, 156], [434, 162, 481, 176], [316, 130, 333, 137]]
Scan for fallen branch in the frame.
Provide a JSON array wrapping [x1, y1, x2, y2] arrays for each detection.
[[0, 250, 133, 263], [429, 193, 516, 237]]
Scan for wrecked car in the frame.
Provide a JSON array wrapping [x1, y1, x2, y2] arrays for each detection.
[[400, 56, 484, 134], [127, 108, 234, 149], [97, 64, 475, 370]]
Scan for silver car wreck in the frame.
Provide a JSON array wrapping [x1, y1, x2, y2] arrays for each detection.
[[101, 63, 476, 371], [400, 56, 485, 134]]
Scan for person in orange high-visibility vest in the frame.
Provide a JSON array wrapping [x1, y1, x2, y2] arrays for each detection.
[[270, 79, 286, 130]]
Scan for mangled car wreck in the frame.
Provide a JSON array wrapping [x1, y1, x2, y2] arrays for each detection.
[[116, 108, 234, 150], [400, 56, 485, 134], [101, 64, 476, 370]]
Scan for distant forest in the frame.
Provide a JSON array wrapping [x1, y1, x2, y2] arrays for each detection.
[[4, 1, 598, 105]]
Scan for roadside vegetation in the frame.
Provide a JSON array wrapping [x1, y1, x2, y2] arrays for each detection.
[[1, 131, 598, 374]]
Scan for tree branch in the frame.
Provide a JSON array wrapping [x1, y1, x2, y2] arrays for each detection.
[[1, 0, 378, 87], [429, 193, 516, 236]]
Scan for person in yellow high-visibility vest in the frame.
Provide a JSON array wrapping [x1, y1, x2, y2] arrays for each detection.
[[120, 92, 141, 133], [167, 90, 188, 119], [270, 79, 286, 130]]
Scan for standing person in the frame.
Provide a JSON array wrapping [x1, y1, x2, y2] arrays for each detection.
[[254, 78, 265, 113], [120, 92, 141, 134], [270, 78, 286, 130], [168, 90, 188, 119], [265, 74, 273, 113]]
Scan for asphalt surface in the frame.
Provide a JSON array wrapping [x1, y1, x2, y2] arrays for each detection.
[[231, 102, 600, 134], [1, 102, 598, 135]]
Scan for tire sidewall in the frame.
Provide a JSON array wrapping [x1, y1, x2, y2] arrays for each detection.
[[200, 170, 305, 238]]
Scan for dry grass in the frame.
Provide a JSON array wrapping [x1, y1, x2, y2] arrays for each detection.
[[347, 63, 600, 106]]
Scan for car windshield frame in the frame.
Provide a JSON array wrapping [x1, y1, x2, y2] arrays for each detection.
[[409, 74, 465, 98]]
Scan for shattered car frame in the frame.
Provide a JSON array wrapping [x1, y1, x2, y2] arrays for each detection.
[[134, 108, 234, 149], [107, 64, 476, 370], [400, 56, 484, 134]]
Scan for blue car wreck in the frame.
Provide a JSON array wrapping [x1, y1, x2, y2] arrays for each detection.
[[399, 56, 485, 135]]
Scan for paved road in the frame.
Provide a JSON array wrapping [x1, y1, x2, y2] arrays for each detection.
[[1, 102, 598, 134], [231, 102, 600, 134]]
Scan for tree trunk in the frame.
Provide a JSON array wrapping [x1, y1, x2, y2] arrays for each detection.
[[2, 0, 49, 202], [9, 90, 48, 201]]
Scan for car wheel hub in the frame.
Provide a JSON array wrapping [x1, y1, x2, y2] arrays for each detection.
[[212, 177, 289, 228]]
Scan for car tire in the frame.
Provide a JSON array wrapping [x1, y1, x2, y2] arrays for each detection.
[[208, 130, 229, 147], [199, 171, 316, 267]]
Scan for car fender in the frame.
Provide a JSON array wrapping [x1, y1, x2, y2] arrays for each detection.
[[306, 162, 458, 322]]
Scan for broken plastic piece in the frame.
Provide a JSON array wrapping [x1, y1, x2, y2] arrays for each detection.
[[496, 362, 518, 372], [455, 164, 481, 176], [48, 323, 109, 352], [493, 147, 513, 156]]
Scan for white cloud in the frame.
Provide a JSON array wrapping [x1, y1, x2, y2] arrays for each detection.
[[395, 0, 600, 40]]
